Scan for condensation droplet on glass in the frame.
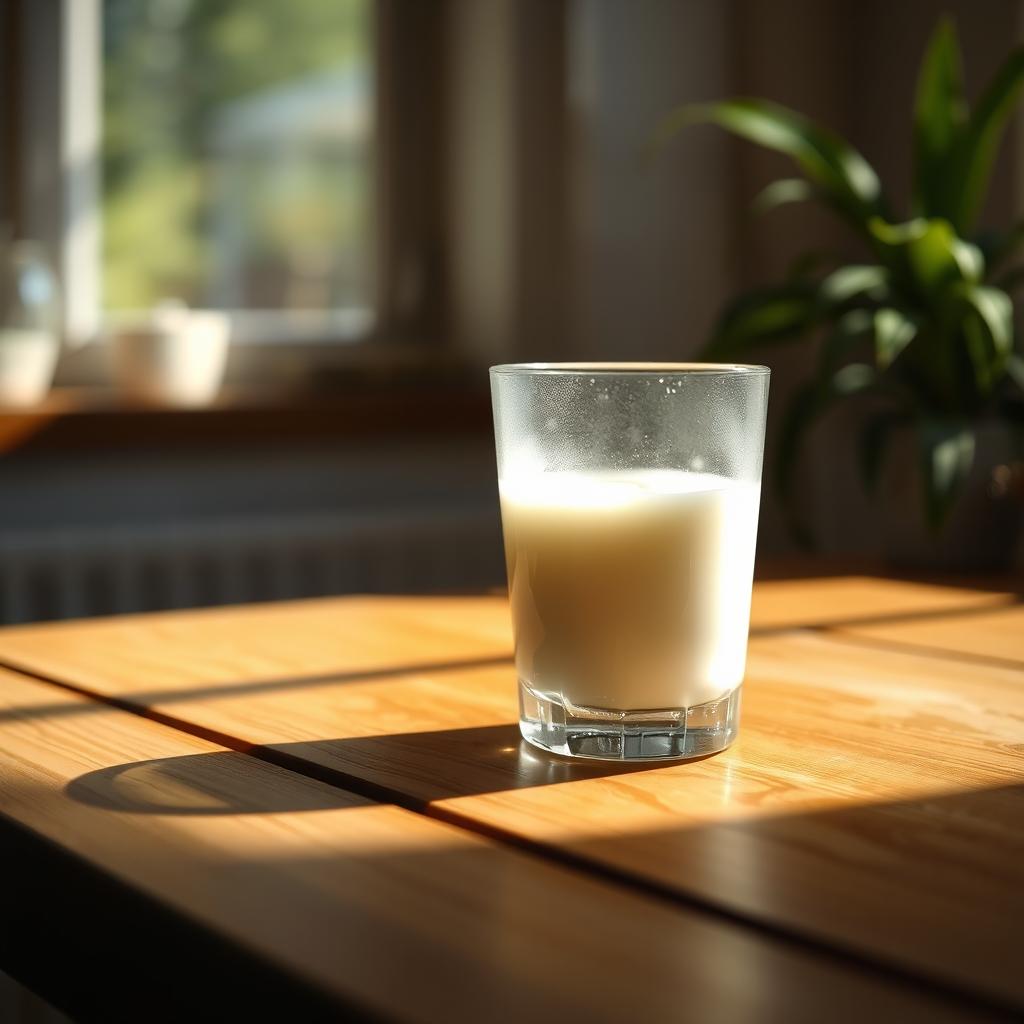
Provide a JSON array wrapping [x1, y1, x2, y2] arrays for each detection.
[[691, 455, 705, 471], [545, 417, 557, 430]]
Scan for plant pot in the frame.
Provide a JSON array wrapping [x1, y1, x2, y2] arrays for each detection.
[[878, 422, 1024, 572], [111, 310, 230, 407]]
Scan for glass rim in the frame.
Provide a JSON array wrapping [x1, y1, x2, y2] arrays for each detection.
[[489, 362, 769, 377]]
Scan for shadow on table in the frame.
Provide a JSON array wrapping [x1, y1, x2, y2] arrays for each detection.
[[65, 724, 669, 813], [59, 745, 1024, 1017], [17, 799, 1018, 1024]]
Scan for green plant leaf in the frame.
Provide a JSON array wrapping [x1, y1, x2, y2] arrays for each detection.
[[951, 44, 1024, 231], [820, 309, 874, 376], [950, 236, 985, 281], [818, 265, 889, 306], [669, 99, 883, 229], [918, 421, 975, 529], [705, 283, 816, 357], [963, 315, 995, 394], [874, 308, 918, 369], [914, 221, 966, 289], [869, 216, 983, 299], [868, 217, 929, 247], [830, 362, 876, 395], [906, 219, 982, 291], [960, 284, 1013, 356], [751, 178, 814, 215], [913, 17, 967, 217], [866, 217, 925, 290]]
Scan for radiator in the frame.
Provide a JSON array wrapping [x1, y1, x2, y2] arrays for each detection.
[[0, 506, 505, 624]]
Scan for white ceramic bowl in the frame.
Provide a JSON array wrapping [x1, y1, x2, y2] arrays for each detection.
[[112, 310, 230, 407], [0, 328, 60, 406]]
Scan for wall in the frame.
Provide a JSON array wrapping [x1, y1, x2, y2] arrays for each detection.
[[445, 0, 1024, 558], [0, 436, 504, 623]]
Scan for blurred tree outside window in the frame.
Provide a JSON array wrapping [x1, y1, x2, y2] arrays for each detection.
[[102, 0, 375, 338]]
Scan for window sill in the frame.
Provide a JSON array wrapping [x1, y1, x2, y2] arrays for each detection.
[[0, 376, 492, 455]]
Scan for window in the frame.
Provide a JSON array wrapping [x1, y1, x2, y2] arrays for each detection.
[[102, 0, 375, 343], [9, 0, 441, 366]]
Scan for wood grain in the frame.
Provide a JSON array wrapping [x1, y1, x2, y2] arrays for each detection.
[[835, 602, 1024, 665], [749, 573, 1020, 633], [1, 581, 1022, 1010], [0, 667, 960, 1023]]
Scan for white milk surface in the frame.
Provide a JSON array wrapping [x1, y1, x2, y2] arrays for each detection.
[[500, 470, 759, 711]]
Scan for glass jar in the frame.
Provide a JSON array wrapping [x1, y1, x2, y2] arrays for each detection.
[[0, 237, 62, 406]]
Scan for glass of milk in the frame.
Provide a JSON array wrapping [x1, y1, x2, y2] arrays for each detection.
[[490, 363, 769, 761]]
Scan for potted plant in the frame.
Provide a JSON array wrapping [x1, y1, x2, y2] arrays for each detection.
[[663, 18, 1024, 569]]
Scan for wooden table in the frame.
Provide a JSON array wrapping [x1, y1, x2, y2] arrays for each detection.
[[0, 570, 1021, 1021]]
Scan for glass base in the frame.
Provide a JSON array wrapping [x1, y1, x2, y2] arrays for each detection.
[[519, 680, 740, 761]]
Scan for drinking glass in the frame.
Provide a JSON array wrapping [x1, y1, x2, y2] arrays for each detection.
[[490, 363, 769, 761], [0, 237, 61, 406]]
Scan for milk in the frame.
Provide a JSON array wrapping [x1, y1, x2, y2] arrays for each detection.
[[500, 470, 760, 711]]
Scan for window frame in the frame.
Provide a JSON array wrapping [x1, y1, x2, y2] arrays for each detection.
[[6, 0, 443, 385]]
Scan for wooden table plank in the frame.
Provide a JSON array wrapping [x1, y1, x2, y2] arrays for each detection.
[[0, 668, 966, 1023], [1, 586, 1022, 1010], [750, 567, 1022, 664], [749, 572, 1019, 632], [834, 602, 1024, 666]]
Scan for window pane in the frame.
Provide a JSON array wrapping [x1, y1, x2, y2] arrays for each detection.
[[101, 0, 374, 332]]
